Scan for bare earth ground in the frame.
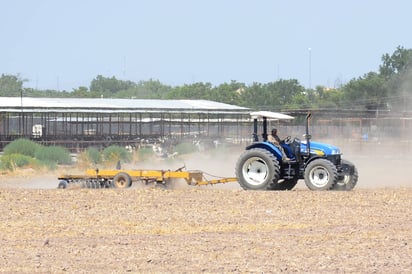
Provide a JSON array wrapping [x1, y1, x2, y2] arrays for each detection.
[[0, 142, 411, 273]]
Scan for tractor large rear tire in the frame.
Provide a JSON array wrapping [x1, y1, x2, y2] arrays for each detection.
[[112, 172, 132, 188], [235, 148, 280, 190], [333, 159, 358, 191], [304, 159, 337, 191]]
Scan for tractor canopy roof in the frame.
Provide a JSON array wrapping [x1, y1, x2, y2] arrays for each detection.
[[250, 111, 294, 121]]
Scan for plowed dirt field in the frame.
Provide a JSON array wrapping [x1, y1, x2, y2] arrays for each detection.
[[1, 144, 411, 273]]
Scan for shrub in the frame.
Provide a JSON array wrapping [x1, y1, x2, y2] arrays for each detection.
[[102, 145, 131, 163], [34, 146, 72, 165], [0, 153, 35, 170], [85, 147, 102, 164], [3, 139, 40, 157]]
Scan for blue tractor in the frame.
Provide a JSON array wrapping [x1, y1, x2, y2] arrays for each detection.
[[235, 111, 358, 191]]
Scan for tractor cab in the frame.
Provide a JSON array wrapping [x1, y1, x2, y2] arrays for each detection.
[[250, 110, 299, 162]]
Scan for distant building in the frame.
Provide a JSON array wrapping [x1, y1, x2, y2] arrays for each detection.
[[0, 97, 251, 151]]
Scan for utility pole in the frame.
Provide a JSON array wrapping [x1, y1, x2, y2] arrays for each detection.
[[308, 47, 312, 89], [20, 88, 24, 136]]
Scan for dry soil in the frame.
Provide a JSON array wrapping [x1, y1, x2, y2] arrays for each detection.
[[0, 143, 411, 273]]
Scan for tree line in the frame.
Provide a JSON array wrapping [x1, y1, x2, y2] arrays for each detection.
[[1, 46, 412, 113]]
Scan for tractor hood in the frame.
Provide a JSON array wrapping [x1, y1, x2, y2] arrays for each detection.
[[300, 141, 341, 156]]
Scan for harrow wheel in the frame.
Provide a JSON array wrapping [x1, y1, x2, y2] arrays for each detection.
[[58, 180, 68, 189], [112, 172, 132, 188]]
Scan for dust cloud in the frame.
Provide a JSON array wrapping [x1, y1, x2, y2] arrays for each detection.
[[130, 145, 244, 190], [0, 139, 411, 190], [337, 140, 412, 188], [152, 139, 412, 190], [393, 67, 412, 113]]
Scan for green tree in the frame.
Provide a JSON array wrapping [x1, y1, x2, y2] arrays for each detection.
[[337, 46, 412, 111], [165, 82, 213, 99], [239, 79, 306, 110], [266, 79, 306, 109], [342, 72, 387, 110], [90, 75, 136, 94], [211, 80, 244, 104], [140, 79, 172, 99], [238, 82, 268, 109], [72, 86, 90, 98], [317, 87, 342, 108], [378, 46, 412, 111], [0, 74, 24, 96], [305, 86, 342, 109], [379, 46, 412, 79], [117, 79, 172, 99]]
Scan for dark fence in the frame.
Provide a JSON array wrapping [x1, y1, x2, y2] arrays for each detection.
[[2, 110, 412, 152]]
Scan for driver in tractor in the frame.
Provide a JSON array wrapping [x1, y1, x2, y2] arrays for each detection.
[[267, 128, 290, 161]]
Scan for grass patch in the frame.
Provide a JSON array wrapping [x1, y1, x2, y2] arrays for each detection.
[[0, 153, 39, 171]]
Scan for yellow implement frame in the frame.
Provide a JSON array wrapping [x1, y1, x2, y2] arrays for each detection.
[[60, 168, 238, 187]]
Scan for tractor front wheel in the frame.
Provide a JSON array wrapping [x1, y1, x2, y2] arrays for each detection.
[[235, 148, 280, 190], [333, 159, 358, 191], [304, 159, 337, 191]]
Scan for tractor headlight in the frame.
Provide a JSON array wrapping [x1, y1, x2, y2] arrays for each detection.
[[331, 149, 341, 155]]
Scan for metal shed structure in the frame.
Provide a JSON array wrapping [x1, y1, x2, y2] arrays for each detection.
[[0, 97, 251, 151]]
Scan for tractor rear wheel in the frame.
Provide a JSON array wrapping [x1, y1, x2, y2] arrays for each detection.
[[112, 172, 132, 188], [304, 159, 337, 190], [333, 159, 358, 191], [235, 148, 280, 190]]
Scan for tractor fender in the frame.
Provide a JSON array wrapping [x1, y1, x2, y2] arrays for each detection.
[[303, 156, 326, 169], [339, 159, 356, 175], [245, 142, 283, 161]]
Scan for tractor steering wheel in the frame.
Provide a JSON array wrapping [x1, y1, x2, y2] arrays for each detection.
[[283, 135, 292, 144]]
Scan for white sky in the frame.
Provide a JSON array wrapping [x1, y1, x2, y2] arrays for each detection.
[[1, 0, 411, 91]]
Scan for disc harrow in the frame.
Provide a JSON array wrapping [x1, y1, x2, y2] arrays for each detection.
[[58, 166, 238, 189]]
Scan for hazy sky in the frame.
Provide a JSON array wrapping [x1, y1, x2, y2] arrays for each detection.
[[1, 0, 411, 91]]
